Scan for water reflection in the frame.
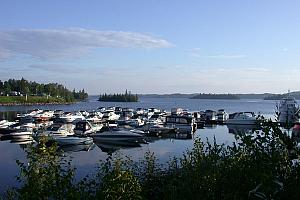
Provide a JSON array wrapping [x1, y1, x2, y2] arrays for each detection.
[[59, 143, 95, 153], [94, 141, 141, 154], [203, 124, 217, 129], [226, 124, 261, 135], [0, 111, 18, 121]]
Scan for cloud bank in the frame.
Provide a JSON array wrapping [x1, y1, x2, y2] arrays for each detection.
[[0, 28, 173, 60]]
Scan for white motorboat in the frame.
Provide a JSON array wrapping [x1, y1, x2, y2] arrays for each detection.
[[91, 129, 145, 146], [226, 112, 258, 125], [0, 120, 8, 126], [0, 121, 18, 129], [16, 109, 43, 119], [0, 122, 35, 135], [216, 109, 229, 123], [204, 110, 217, 122], [59, 112, 86, 123], [43, 123, 75, 137], [86, 113, 103, 123], [33, 110, 54, 121], [102, 111, 120, 121], [147, 113, 165, 125], [135, 108, 145, 115], [74, 120, 103, 136], [51, 136, 93, 146], [171, 108, 184, 115], [127, 118, 145, 127], [278, 95, 299, 125], [165, 115, 197, 133], [147, 108, 161, 119], [143, 123, 174, 135]]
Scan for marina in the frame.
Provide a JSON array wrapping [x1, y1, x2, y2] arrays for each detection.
[[0, 96, 299, 193]]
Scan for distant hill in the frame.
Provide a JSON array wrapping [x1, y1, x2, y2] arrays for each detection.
[[264, 91, 300, 100], [139, 92, 300, 100], [139, 93, 195, 98], [190, 93, 240, 100], [236, 93, 272, 99], [140, 93, 272, 99]]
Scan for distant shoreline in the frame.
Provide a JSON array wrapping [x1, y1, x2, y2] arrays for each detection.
[[139, 92, 300, 100]]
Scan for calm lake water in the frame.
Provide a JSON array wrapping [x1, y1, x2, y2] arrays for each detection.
[[0, 97, 286, 193]]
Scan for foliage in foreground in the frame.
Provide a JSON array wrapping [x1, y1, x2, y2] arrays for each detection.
[[5, 121, 300, 200]]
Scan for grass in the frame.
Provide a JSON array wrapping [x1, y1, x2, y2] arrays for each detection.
[[0, 96, 70, 104]]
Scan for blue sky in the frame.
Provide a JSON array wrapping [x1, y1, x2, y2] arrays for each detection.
[[1, 0, 300, 94]]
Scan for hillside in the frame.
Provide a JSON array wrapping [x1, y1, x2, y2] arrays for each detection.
[[264, 91, 300, 100], [190, 93, 240, 100]]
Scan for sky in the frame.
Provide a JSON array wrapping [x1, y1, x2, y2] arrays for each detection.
[[0, 0, 300, 94]]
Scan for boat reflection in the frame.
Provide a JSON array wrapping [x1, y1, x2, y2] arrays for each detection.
[[204, 124, 217, 129], [94, 139, 142, 153], [59, 143, 95, 153], [226, 124, 261, 135]]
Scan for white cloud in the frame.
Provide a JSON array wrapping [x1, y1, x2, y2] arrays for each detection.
[[0, 28, 173, 60]]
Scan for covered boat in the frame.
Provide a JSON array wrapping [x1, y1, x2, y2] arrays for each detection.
[[226, 112, 258, 125]]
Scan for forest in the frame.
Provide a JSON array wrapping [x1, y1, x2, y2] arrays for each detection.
[[0, 78, 88, 103]]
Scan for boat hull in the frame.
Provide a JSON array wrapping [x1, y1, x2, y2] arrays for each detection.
[[52, 136, 93, 146]]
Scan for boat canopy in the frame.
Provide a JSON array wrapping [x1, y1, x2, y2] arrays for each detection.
[[166, 115, 193, 124]]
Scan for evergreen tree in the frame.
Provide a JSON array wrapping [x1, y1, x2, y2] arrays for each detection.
[[0, 78, 88, 101]]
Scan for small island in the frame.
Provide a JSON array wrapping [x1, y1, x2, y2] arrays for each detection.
[[190, 93, 240, 100], [98, 90, 138, 102], [0, 78, 88, 105]]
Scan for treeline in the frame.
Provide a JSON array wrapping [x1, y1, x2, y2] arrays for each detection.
[[0, 78, 88, 102], [98, 90, 138, 102], [191, 93, 240, 99]]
